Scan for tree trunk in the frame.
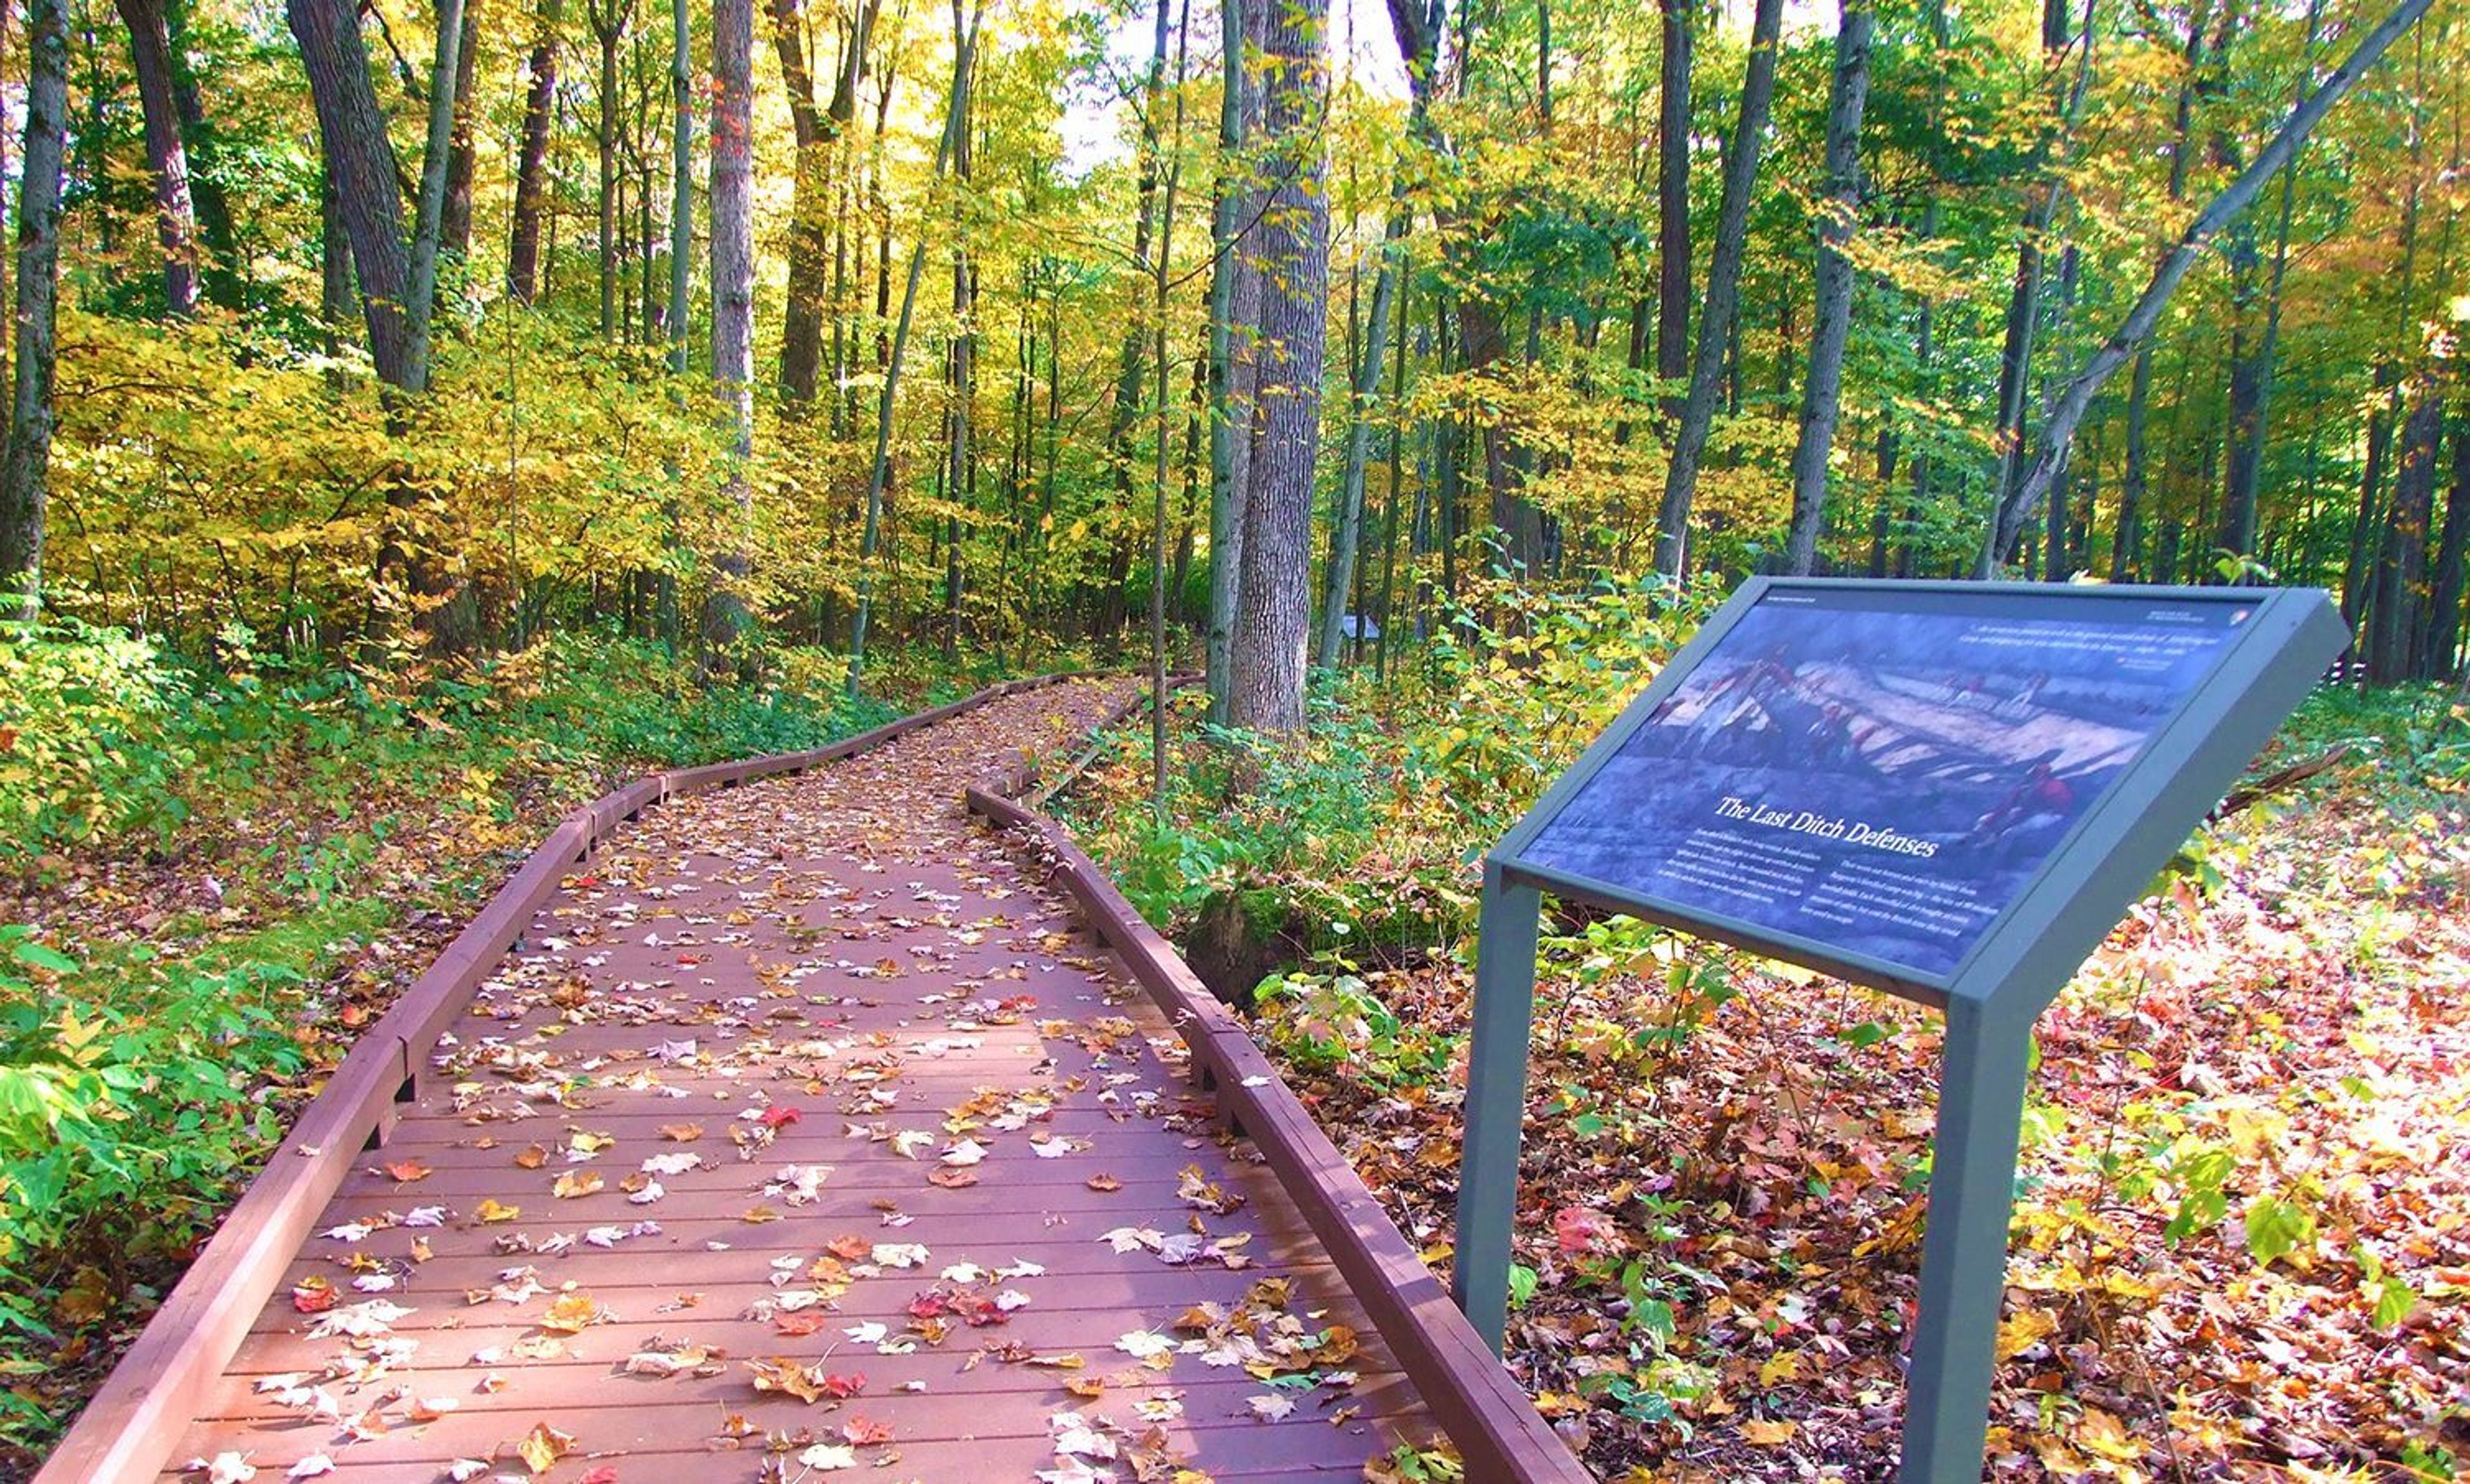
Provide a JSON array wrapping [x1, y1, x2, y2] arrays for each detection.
[[2368, 389, 2440, 681], [509, 0, 563, 304], [320, 160, 355, 333], [590, 0, 632, 339], [2114, 0, 2209, 581], [116, 0, 199, 318], [947, 0, 980, 660], [161, 0, 241, 307], [1380, 0, 1542, 576], [1652, 0, 1784, 577], [668, 0, 691, 371], [1227, 0, 1326, 735], [2429, 409, 2470, 679], [2343, 379, 2393, 628], [2113, 347, 2153, 578], [1317, 214, 1406, 666], [1098, 0, 1173, 654], [0, 0, 68, 618], [441, 0, 482, 253], [1781, 0, 1871, 576], [773, 0, 875, 408], [1983, 0, 2434, 572], [291, 0, 413, 385], [1203, 0, 1251, 720], [703, 0, 754, 659], [401, 0, 468, 393], [1653, 0, 1690, 425]]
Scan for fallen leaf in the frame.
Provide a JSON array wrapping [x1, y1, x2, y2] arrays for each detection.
[[515, 1420, 574, 1473]]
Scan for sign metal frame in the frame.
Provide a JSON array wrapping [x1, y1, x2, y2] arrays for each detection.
[[1453, 578, 2350, 1481]]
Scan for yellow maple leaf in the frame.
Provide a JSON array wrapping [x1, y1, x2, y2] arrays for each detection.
[[515, 1420, 573, 1473], [1740, 1418, 1796, 1445], [2074, 1407, 2143, 1463]]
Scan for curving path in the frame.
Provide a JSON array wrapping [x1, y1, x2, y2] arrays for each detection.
[[151, 680, 1440, 1482]]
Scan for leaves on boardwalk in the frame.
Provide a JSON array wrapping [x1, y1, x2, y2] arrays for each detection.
[[198, 684, 1389, 1479]]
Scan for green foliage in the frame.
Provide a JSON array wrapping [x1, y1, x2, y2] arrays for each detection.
[[1255, 969, 1454, 1089], [0, 929, 301, 1337], [0, 616, 197, 852]]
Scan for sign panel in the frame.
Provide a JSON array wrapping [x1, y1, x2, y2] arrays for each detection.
[[1508, 584, 2271, 985]]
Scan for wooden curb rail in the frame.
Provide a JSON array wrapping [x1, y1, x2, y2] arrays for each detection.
[[38, 673, 1083, 1484], [967, 764, 1595, 1483]]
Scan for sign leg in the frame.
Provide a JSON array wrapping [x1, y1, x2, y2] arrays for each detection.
[[1451, 868, 1542, 1357], [1900, 998, 2035, 1482]]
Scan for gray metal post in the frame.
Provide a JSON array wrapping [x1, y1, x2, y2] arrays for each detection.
[[1900, 996, 2036, 1481], [1451, 861, 1543, 1356]]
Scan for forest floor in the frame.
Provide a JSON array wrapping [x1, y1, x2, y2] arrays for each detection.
[[1065, 666, 2470, 1482]]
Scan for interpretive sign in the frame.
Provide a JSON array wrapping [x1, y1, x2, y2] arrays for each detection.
[[1510, 583, 2279, 991], [1453, 580, 2348, 1482]]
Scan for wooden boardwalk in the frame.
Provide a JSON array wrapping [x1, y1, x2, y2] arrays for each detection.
[[56, 678, 1588, 1484]]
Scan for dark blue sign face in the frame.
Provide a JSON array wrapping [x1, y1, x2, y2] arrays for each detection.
[[1515, 587, 2256, 980]]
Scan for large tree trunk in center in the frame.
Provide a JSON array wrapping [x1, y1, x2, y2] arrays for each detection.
[[1227, 0, 1327, 735]]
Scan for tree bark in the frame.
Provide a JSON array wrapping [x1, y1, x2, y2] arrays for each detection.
[[441, 0, 482, 254], [589, 0, 632, 339], [2429, 408, 2470, 679], [1653, 0, 1689, 423], [320, 160, 356, 333], [1205, 0, 1261, 722], [0, 0, 68, 618], [1982, 0, 2434, 573], [1228, 0, 1326, 735], [2114, 0, 2210, 581], [703, 0, 754, 659], [509, 0, 564, 303], [773, 0, 875, 408], [1781, 0, 1871, 575], [293, 0, 414, 384], [1317, 214, 1406, 666], [1381, 0, 1543, 575], [401, 0, 468, 392], [116, 0, 199, 318], [160, 0, 241, 306], [2368, 388, 2440, 681], [668, 0, 691, 371], [1652, 0, 1783, 577]]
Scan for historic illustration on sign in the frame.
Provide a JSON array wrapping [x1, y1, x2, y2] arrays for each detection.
[[1519, 589, 2252, 977]]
